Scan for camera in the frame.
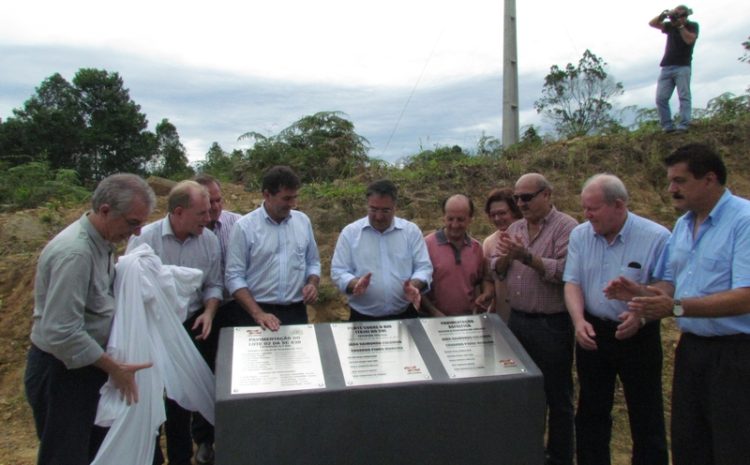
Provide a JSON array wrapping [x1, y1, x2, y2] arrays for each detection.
[[665, 7, 693, 22]]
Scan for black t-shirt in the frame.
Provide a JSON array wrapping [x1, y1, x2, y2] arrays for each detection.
[[660, 21, 699, 67]]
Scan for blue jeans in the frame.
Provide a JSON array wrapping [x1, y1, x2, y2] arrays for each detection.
[[509, 310, 575, 465], [656, 65, 692, 130]]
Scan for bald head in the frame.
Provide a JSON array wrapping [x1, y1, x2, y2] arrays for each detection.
[[582, 174, 629, 205], [514, 173, 553, 223], [442, 194, 474, 243], [516, 173, 552, 192], [442, 194, 474, 217], [581, 174, 629, 242]]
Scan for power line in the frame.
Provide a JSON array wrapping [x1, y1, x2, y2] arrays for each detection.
[[381, 29, 445, 158]]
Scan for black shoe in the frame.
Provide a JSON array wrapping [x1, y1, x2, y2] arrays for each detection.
[[675, 127, 689, 133], [195, 442, 215, 465], [664, 128, 676, 133]]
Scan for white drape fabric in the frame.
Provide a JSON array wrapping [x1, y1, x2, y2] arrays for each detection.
[[92, 244, 215, 465]]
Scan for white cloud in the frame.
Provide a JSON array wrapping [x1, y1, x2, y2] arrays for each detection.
[[1, 0, 748, 163]]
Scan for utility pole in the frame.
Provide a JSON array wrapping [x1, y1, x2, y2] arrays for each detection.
[[502, 0, 519, 146]]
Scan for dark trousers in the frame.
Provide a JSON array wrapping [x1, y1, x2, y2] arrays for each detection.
[[217, 300, 308, 327], [24, 344, 108, 465], [671, 333, 750, 465], [575, 313, 667, 465], [158, 310, 214, 465], [348, 304, 419, 322], [509, 310, 575, 465]]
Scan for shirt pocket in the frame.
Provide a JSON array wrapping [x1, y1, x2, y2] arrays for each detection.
[[292, 243, 307, 271]]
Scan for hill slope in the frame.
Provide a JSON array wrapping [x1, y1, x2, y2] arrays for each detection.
[[1, 120, 749, 464]]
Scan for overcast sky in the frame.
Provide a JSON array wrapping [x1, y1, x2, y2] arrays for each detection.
[[1, 0, 747, 164]]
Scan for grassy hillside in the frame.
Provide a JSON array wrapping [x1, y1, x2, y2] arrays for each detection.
[[0, 117, 748, 464]]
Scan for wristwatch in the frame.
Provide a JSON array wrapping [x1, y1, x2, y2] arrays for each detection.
[[672, 299, 684, 317]]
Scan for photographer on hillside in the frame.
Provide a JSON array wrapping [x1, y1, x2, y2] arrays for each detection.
[[649, 5, 699, 133]]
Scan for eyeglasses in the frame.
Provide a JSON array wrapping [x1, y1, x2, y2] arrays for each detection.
[[368, 206, 393, 215], [513, 188, 546, 203], [125, 218, 145, 230]]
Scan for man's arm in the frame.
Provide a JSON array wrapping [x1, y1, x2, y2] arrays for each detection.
[[677, 23, 697, 45], [225, 219, 280, 331], [649, 10, 669, 30], [193, 297, 221, 340], [302, 274, 320, 304], [331, 227, 359, 293], [409, 225, 433, 291], [94, 353, 152, 405], [631, 286, 750, 320], [420, 294, 445, 317], [302, 218, 321, 304], [564, 282, 597, 350], [232, 287, 280, 331]]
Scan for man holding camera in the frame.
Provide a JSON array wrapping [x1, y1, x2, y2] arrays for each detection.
[[649, 5, 698, 133]]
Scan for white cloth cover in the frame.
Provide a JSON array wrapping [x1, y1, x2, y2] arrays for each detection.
[[92, 243, 216, 465]]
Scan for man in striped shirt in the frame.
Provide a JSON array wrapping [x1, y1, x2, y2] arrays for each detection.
[[193, 174, 241, 465], [490, 173, 578, 465]]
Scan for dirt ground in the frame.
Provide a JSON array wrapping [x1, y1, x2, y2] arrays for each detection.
[[0, 181, 679, 465]]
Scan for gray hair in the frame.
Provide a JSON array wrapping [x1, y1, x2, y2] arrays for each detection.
[[91, 173, 156, 216], [168, 180, 208, 212], [582, 173, 629, 204]]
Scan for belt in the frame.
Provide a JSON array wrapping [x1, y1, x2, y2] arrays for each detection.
[[511, 308, 568, 319], [684, 332, 750, 342]]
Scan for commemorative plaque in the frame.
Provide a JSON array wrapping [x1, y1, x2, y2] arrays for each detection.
[[216, 315, 545, 465], [230, 325, 325, 394], [330, 320, 431, 386], [420, 314, 526, 378]]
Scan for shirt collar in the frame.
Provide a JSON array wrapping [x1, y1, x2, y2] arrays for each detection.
[[435, 228, 471, 246], [261, 202, 292, 225], [81, 212, 114, 255], [362, 216, 404, 233], [161, 215, 176, 237], [684, 188, 731, 227], [590, 212, 632, 245]]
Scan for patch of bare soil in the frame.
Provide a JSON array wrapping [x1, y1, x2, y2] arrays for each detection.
[[0, 182, 678, 465]]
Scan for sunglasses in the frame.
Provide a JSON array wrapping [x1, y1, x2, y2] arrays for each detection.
[[513, 187, 546, 203]]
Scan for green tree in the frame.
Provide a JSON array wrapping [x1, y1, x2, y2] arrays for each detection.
[[0, 162, 89, 210], [0, 69, 156, 183], [73, 69, 155, 181], [476, 133, 502, 156], [239, 111, 370, 183], [197, 142, 235, 180], [150, 118, 194, 180], [534, 50, 624, 138], [1, 73, 84, 168]]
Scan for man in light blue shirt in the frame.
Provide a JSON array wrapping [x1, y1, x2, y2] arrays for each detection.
[[225, 166, 321, 330], [331, 179, 432, 320], [564, 174, 669, 465], [126, 180, 222, 465], [606, 144, 750, 465]]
